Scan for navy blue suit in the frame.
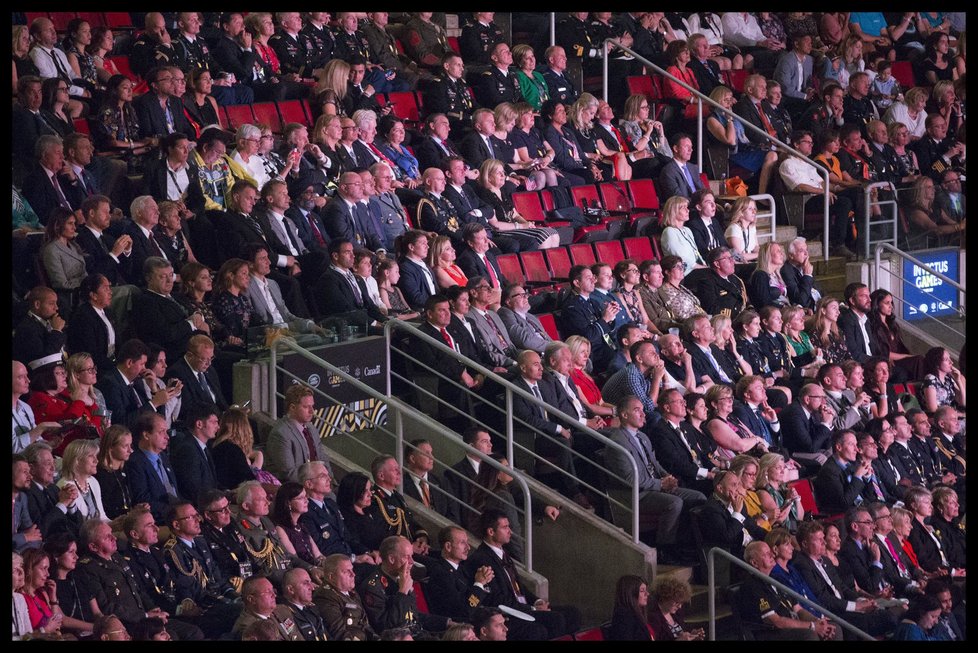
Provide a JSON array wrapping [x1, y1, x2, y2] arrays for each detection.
[[95, 368, 159, 429], [168, 433, 218, 506], [396, 257, 436, 309], [779, 402, 832, 456], [125, 447, 180, 523], [558, 293, 615, 370]]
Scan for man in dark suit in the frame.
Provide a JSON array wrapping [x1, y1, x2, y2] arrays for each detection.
[[21, 135, 85, 225], [314, 239, 385, 322], [687, 35, 724, 96], [397, 230, 438, 310], [734, 74, 778, 149], [132, 257, 205, 361], [286, 183, 330, 255], [838, 506, 886, 595], [837, 282, 874, 363], [658, 133, 704, 200], [457, 223, 507, 289], [342, 58, 386, 116], [168, 403, 219, 504], [813, 430, 868, 515], [123, 196, 170, 287], [462, 509, 578, 640], [402, 440, 449, 518], [779, 384, 834, 467], [125, 411, 182, 523], [651, 388, 719, 495], [855, 432, 899, 505], [12, 76, 58, 180], [134, 66, 193, 140], [460, 109, 498, 171], [558, 265, 617, 371], [686, 315, 738, 386], [74, 196, 134, 285], [732, 375, 783, 450], [255, 179, 330, 294], [696, 471, 767, 560], [687, 193, 728, 261], [910, 113, 964, 181], [868, 503, 924, 597], [95, 339, 170, 429], [141, 133, 207, 217], [442, 427, 494, 526], [442, 155, 516, 247], [23, 442, 83, 538], [426, 526, 492, 622], [65, 274, 117, 372], [792, 521, 897, 636], [696, 247, 748, 319], [782, 237, 821, 310], [12, 286, 66, 369], [165, 334, 228, 416], [321, 172, 385, 251]]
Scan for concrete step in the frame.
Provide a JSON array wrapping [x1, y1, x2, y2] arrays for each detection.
[[807, 240, 824, 260], [817, 273, 849, 296], [655, 564, 694, 584]]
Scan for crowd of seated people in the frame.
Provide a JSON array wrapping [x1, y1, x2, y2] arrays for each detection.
[[11, 10, 966, 642]]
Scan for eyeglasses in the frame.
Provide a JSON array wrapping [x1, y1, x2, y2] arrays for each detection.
[[243, 138, 261, 144], [261, 134, 274, 140], [473, 285, 491, 291], [510, 292, 528, 298], [205, 505, 231, 515], [853, 520, 874, 525], [875, 514, 892, 520]]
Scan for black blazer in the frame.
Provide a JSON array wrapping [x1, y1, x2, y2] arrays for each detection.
[[321, 197, 384, 251], [351, 139, 380, 170], [607, 607, 652, 641], [688, 57, 723, 95], [210, 35, 258, 84], [733, 95, 774, 148], [424, 555, 490, 622], [167, 432, 218, 506], [12, 314, 67, 369], [210, 209, 270, 263], [414, 136, 457, 173], [871, 457, 904, 503], [812, 458, 865, 514], [402, 472, 449, 519], [165, 356, 228, 415], [746, 269, 785, 310], [95, 368, 158, 429], [133, 92, 192, 139], [510, 376, 562, 439], [396, 257, 435, 309], [286, 206, 330, 253], [342, 83, 383, 116], [650, 418, 713, 490], [461, 542, 539, 608], [687, 342, 730, 385], [731, 400, 780, 451], [21, 164, 83, 225], [65, 302, 114, 371], [837, 307, 872, 363], [122, 220, 165, 286], [696, 271, 747, 319], [442, 457, 479, 526], [141, 156, 206, 216], [838, 538, 885, 595], [456, 247, 506, 287], [779, 402, 831, 455], [413, 321, 469, 403], [791, 552, 859, 615], [74, 225, 133, 285], [447, 315, 485, 365], [907, 519, 945, 573], [687, 215, 727, 260], [459, 130, 495, 171], [695, 498, 765, 559], [443, 183, 492, 227], [131, 290, 196, 361], [26, 482, 83, 539], [781, 262, 818, 310], [315, 267, 384, 322]]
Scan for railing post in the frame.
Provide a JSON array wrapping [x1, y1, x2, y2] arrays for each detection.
[[823, 169, 831, 262], [696, 98, 703, 172], [394, 405, 404, 494], [707, 549, 716, 641], [505, 388, 514, 466], [549, 12, 555, 47], [269, 343, 278, 420], [602, 40, 609, 103]]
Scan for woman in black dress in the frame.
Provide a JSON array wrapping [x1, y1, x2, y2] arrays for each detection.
[[94, 424, 135, 520], [211, 258, 254, 343], [336, 472, 389, 553], [43, 533, 96, 635], [271, 482, 325, 566], [474, 158, 560, 250], [607, 574, 654, 640], [40, 78, 76, 138]]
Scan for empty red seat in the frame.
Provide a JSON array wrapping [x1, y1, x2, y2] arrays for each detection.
[[537, 313, 560, 340], [77, 12, 105, 28], [72, 119, 91, 135], [724, 69, 748, 93], [890, 61, 916, 89], [570, 184, 601, 211], [277, 99, 309, 127], [626, 75, 653, 98], [623, 237, 655, 262], [626, 179, 660, 212], [544, 247, 572, 280], [495, 254, 525, 285], [103, 12, 133, 29], [593, 240, 625, 266], [50, 13, 77, 32], [386, 91, 422, 123], [224, 104, 256, 131], [447, 36, 460, 54], [512, 191, 546, 222], [251, 102, 282, 133], [519, 251, 551, 284], [106, 55, 138, 83], [568, 243, 596, 267]]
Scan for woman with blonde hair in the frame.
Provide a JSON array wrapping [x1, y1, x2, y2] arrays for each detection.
[[755, 453, 804, 531], [658, 196, 706, 274], [475, 159, 559, 250], [567, 93, 631, 181], [213, 407, 266, 489], [12, 24, 38, 95], [805, 296, 850, 364], [782, 304, 824, 377], [63, 352, 108, 435], [426, 235, 468, 290], [312, 59, 351, 119], [724, 196, 760, 262], [492, 102, 546, 190], [887, 121, 921, 183], [618, 94, 671, 176], [747, 241, 788, 309], [821, 35, 865, 90], [900, 176, 963, 249], [729, 454, 769, 530], [705, 387, 768, 464], [58, 439, 106, 519], [566, 335, 617, 421], [309, 113, 344, 184], [510, 102, 561, 188], [883, 87, 929, 140], [94, 424, 136, 519], [712, 314, 752, 378]]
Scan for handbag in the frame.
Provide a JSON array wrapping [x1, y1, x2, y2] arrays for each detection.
[[548, 205, 600, 227], [725, 176, 748, 197]]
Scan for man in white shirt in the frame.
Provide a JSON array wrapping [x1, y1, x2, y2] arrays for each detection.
[[837, 282, 874, 364], [243, 243, 322, 335], [720, 12, 784, 71], [28, 17, 90, 98]]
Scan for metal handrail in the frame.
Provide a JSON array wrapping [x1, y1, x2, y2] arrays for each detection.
[[748, 193, 777, 246], [706, 547, 874, 641], [874, 243, 966, 294], [384, 318, 642, 542], [268, 336, 536, 570], [602, 38, 833, 260], [862, 181, 899, 259]]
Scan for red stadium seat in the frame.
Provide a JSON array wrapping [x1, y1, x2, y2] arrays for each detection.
[[890, 61, 916, 89], [277, 100, 309, 127], [251, 102, 283, 133], [537, 313, 560, 340], [574, 627, 605, 641], [593, 240, 625, 266], [787, 478, 818, 516], [512, 191, 547, 222], [386, 91, 422, 124], [626, 179, 660, 212], [496, 254, 525, 285], [626, 75, 653, 98], [568, 243, 596, 266], [447, 36, 460, 54], [544, 247, 572, 280], [106, 55, 138, 83], [72, 118, 91, 135], [537, 189, 571, 227], [300, 99, 314, 125], [598, 182, 633, 212], [622, 236, 655, 262], [570, 184, 601, 211], [50, 13, 77, 32], [25, 13, 50, 25], [724, 69, 748, 93], [519, 251, 551, 284], [103, 12, 134, 29], [225, 104, 256, 131], [216, 106, 229, 130]]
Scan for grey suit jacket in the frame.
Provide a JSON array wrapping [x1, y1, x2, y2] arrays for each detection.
[[265, 417, 333, 483], [773, 51, 814, 99], [244, 274, 316, 333], [41, 240, 88, 290], [497, 306, 553, 354], [604, 427, 667, 493], [466, 308, 517, 368]]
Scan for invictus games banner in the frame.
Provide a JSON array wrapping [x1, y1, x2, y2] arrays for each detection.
[[278, 336, 388, 438], [902, 248, 961, 321]]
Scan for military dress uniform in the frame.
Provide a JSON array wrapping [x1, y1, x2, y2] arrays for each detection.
[[697, 271, 748, 319], [458, 20, 504, 66], [417, 192, 462, 241], [556, 16, 602, 65], [422, 76, 475, 137], [371, 486, 427, 542], [75, 552, 157, 626], [313, 582, 375, 641], [300, 21, 336, 71], [541, 68, 579, 105], [200, 518, 256, 589], [362, 21, 419, 89], [163, 535, 239, 600], [129, 34, 175, 79], [269, 30, 313, 79], [403, 16, 453, 70], [231, 607, 304, 640], [475, 66, 524, 109], [284, 601, 329, 641], [358, 568, 448, 637], [233, 512, 308, 582]]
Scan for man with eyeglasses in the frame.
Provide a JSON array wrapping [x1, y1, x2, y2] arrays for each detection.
[[299, 461, 379, 564], [813, 430, 872, 514], [839, 506, 889, 598], [135, 66, 193, 140], [778, 383, 834, 468], [232, 576, 303, 640], [867, 502, 923, 597], [198, 489, 256, 589], [322, 172, 385, 252], [854, 432, 898, 505], [498, 284, 553, 354], [934, 168, 965, 223], [697, 246, 748, 318], [164, 499, 240, 608], [165, 333, 227, 414]]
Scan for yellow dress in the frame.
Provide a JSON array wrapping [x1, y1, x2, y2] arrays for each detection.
[[744, 489, 772, 531]]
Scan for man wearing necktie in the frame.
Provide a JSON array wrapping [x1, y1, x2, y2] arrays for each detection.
[[21, 135, 85, 225], [125, 412, 181, 523], [322, 172, 384, 251], [314, 239, 386, 323], [732, 376, 783, 450], [686, 316, 735, 386], [651, 388, 719, 495], [402, 440, 449, 517], [813, 430, 871, 515], [658, 133, 705, 200], [165, 334, 229, 415], [12, 76, 58, 172], [460, 109, 500, 171], [168, 404, 219, 503], [266, 384, 333, 483]]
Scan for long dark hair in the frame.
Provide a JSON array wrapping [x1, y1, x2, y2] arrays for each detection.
[[867, 289, 899, 357], [614, 574, 649, 624], [270, 481, 304, 527], [336, 472, 371, 512]]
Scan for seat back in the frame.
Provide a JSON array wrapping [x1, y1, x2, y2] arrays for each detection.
[[569, 184, 601, 210], [622, 236, 654, 262], [537, 312, 560, 340], [73, 118, 91, 135], [890, 61, 916, 89], [512, 191, 546, 222], [519, 251, 551, 283], [568, 242, 597, 266], [724, 69, 748, 93], [626, 179, 660, 211], [225, 104, 257, 131], [726, 583, 756, 641], [495, 254, 525, 285], [626, 75, 653, 98], [787, 478, 818, 515], [447, 36, 460, 54], [593, 240, 625, 266], [103, 12, 134, 29], [50, 13, 77, 32], [77, 12, 105, 28], [386, 91, 422, 123], [544, 247, 572, 280], [251, 102, 282, 133], [107, 55, 138, 82], [598, 181, 632, 212], [573, 626, 605, 641], [277, 100, 309, 128], [540, 188, 556, 212]]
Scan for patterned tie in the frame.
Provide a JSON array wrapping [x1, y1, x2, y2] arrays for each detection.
[[306, 213, 327, 247], [129, 382, 144, 408], [681, 163, 696, 193], [501, 551, 525, 602], [755, 102, 777, 138], [419, 478, 431, 507], [484, 312, 509, 350], [157, 458, 177, 496], [301, 426, 319, 462], [50, 173, 71, 209], [346, 270, 363, 306], [753, 407, 772, 444]]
